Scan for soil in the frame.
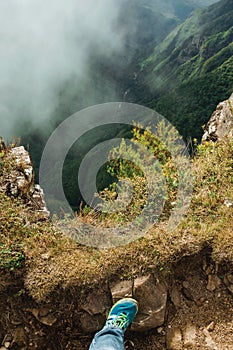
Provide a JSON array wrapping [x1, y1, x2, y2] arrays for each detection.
[[1, 251, 233, 350]]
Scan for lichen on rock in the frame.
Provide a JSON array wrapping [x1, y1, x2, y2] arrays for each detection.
[[0, 144, 50, 220], [202, 93, 233, 142]]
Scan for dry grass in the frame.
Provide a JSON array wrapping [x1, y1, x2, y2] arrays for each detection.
[[0, 138, 233, 300]]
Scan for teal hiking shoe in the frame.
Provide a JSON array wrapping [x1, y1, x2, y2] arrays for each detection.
[[105, 298, 138, 331]]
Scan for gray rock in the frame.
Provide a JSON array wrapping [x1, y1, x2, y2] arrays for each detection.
[[80, 312, 106, 333], [110, 280, 133, 303], [202, 93, 233, 142], [81, 283, 111, 316], [0, 145, 50, 220], [8, 146, 34, 196], [80, 283, 112, 333], [29, 184, 50, 220], [131, 274, 167, 331]]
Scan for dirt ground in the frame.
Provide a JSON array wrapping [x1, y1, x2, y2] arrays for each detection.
[[69, 257, 233, 350], [1, 253, 233, 350]]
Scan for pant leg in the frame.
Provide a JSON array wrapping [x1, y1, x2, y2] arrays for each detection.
[[89, 327, 125, 350]]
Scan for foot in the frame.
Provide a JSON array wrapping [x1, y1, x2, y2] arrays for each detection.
[[105, 298, 138, 331]]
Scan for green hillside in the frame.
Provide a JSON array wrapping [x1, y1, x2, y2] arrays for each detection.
[[19, 0, 232, 210], [136, 0, 233, 139]]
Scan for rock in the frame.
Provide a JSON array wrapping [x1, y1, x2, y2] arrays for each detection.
[[202, 93, 233, 142], [183, 324, 197, 347], [223, 273, 233, 294], [82, 283, 112, 316], [80, 312, 106, 333], [27, 308, 57, 326], [203, 329, 219, 350], [170, 283, 182, 308], [157, 327, 164, 334], [196, 296, 206, 307], [202, 260, 215, 275], [80, 283, 112, 333], [12, 327, 27, 346], [206, 275, 221, 292], [38, 314, 57, 326], [110, 280, 133, 303], [8, 146, 34, 196], [182, 281, 195, 301], [29, 184, 50, 220], [131, 274, 167, 331], [207, 322, 215, 332], [166, 326, 182, 350], [223, 199, 233, 208], [38, 307, 50, 317], [0, 145, 50, 220]]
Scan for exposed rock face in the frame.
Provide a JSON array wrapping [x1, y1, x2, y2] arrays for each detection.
[[131, 274, 168, 332], [109, 274, 168, 332], [80, 274, 168, 333], [7, 146, 34, 197], [80, 283, 112, 333], [0, 145, 50, 220], [202, 93, 233, 142], [110, 280, 133, 303]]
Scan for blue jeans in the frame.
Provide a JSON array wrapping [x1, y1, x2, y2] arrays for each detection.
[[89, 327, 125, 350]]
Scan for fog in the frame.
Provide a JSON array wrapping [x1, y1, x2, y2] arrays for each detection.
[[0, 0, 125, 138]]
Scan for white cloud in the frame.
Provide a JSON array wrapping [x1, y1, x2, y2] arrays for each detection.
[[0, 0, 124, 137]]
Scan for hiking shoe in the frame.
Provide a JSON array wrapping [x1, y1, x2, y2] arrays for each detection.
[[105, 298, 138, 331]]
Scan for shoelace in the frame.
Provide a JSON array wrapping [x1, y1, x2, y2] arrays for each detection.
[[106, 312, 128, 329]]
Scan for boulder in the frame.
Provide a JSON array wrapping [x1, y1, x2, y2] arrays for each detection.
[[80, 313, 106, 333], [202, 93, 233, 142], [110, 280, 133, 303], [131, 274, 167, 331], [0, 145, 50, 220], [7, 146, 34, 197], [80, 283, 112, 333]]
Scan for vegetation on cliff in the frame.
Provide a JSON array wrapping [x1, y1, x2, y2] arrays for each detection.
[[1, 130, 233, 301]]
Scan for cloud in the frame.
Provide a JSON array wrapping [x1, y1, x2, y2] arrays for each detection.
[[0, 0, 124, 138]]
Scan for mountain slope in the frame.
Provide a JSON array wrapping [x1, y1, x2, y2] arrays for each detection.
[[136, 0, 233, 139], [136, 0, 219, 20], [116, 0, 220, 62]]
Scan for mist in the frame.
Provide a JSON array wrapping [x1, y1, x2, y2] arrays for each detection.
[[0, 0, 125, 139]]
